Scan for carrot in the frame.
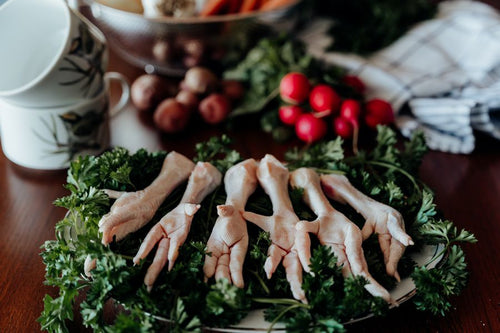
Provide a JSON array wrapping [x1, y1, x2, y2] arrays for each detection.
[[239, 0, 259, 13], [200, 0, 229, 16], [259, 0, 293, 11], [227, 0, 243, 13]]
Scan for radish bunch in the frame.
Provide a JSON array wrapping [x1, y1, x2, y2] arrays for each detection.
[[278, 72, 394, 148]]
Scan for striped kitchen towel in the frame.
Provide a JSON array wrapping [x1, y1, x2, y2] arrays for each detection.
[[300, 0, 500, 153]]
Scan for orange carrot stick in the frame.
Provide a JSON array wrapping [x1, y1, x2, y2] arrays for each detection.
[[239, 0, 259, 13], [227, 0, 243, 13], [259, 0, 293, 11], [200, 0, 229, 16]]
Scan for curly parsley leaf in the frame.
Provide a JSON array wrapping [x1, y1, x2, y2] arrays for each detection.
[[194, 135, 241, 173], [203, 279, 251, 327], [169, 298, 202, 333], [412, 245, 470, 316], [285, 137, 344, 171]]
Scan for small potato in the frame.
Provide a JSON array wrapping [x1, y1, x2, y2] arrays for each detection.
[[176, 90, 199, 111], [131, 74, 171, 112], [183, 39, 205, 60], [183, 67, 219, 95], [153, 98, 191, 133], [198, 94, 231, 125], [221, 80, 245, 101], [152, 40, 175, 63], [183, 55, 203, 68]]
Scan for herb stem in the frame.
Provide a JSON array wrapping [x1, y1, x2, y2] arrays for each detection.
[[365, 161, 421, 193], [252, 298, 308, 307], [249, 271, 271, 295], [313, 168, 346, 175], [267, 303, 303, 333]]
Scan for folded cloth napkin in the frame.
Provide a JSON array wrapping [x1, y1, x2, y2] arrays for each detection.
[[300, 0, 500, 153]]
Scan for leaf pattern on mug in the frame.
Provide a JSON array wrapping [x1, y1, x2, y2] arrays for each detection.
[[33, 104, 108, 161], [58, 23, 105, 98]]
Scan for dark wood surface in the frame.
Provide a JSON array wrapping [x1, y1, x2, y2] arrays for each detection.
[[1, 45, 500, 333]]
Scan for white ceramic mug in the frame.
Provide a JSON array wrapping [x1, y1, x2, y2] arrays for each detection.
[[0, 72, 129, 170], [0, 0, 108, 107]]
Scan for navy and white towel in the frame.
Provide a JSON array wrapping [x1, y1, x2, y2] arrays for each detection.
[[301, 0, 500, 154]]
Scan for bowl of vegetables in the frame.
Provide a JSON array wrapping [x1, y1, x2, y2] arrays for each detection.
[[79, 0, 303, 76]]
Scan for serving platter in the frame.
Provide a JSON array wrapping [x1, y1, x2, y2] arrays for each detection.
[[151, 243, 444, 332]]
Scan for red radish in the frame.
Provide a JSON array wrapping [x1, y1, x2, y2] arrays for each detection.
[[338, 99, 362, 154], [279, 72, 310, 104], [340, 99, 361, 124], [295, 113, 327, 143], [309, 84, 341, 115], [333, 117, 354, 139], [279, 105, 303, 126], [342, 75, 366, 94], [364, 99, 394, 128]]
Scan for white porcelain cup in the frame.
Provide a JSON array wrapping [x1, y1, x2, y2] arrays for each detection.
[[0, 0, 108, 107], [0, 72, 130, 170]]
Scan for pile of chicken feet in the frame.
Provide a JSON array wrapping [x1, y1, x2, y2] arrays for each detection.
[[95, 152, 413, 303]]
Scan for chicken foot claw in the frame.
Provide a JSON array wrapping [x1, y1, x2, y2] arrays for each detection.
[[320, 174, 413, 281], [204, 159, 259, 288], [291, 168, 392, 302], [135, 162, 222, 291], [243, 155, 308, 303], [203, 205, 249, 288], [98, 151, 195, 245]]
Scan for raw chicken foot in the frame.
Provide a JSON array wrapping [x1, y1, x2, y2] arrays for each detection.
[[204, 159, 259, 288], [290, 168, 391, 302], [133, 162, 222, 291], [320, 174, 414, 281], [98, 151, 195, 245], [243, 155, 308, 303]]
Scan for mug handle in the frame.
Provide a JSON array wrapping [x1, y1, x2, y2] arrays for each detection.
[[104, 72, 131, 118]]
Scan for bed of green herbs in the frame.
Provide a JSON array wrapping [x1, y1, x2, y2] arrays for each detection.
[[39, 127, 476, 333]]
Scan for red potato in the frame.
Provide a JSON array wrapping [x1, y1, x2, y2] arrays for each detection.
[[222, 80, 245, 101], [199, 93, 231, 124], [176, 90, 199, 111], [183, 55, 203, 68], [131, 74, 172, 112], [183, 67, 219, 95], [152, 40, 175, 63], [153, 98, 191, 133]]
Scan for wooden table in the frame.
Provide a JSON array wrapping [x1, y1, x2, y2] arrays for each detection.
[[1, 48, 499, 333]]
